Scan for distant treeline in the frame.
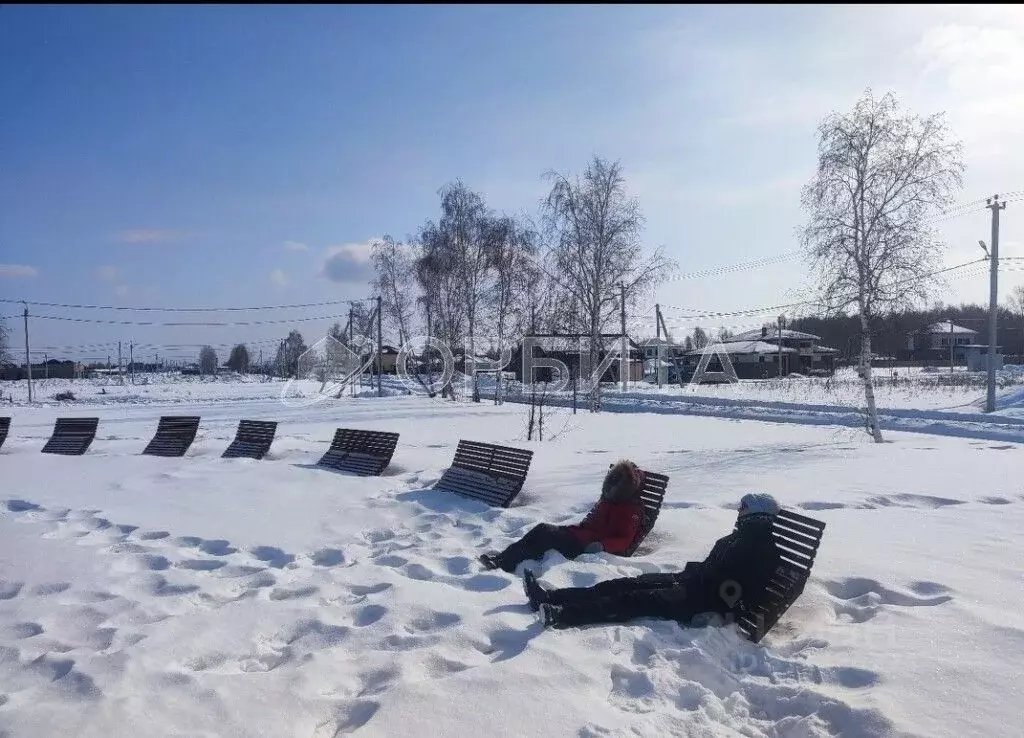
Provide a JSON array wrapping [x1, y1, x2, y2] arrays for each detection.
[[790, 303, 1024, 361]]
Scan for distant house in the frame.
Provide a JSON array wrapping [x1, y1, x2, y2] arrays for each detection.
[[0, 359, 79, 380], [679, 327, 838, 380], [509, 335, 645, 383], [907, 322, 978, 362], [360, 345, 400, 374], [639, 337, 686, 360]]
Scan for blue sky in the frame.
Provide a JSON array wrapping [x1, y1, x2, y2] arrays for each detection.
[[2, 5, 1022, 363]]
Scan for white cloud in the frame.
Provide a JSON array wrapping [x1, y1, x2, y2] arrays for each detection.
[[321, 241, 377, 284], [115, 285, 130, 297], [0, 264, 38, 278], [283, 240, 308, 251], [270, 269, 289, 286], [910, 22, 1024, 156], [117, 229, 185, 245], [96, 265, 122, 281]]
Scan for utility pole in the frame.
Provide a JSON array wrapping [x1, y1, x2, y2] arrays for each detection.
[[23, 304, 32, 403], [949, 319, 954, 375], [777, 315, 785, 378], [118, 341, 123, 385], [349, 305, 355, 397], [986, 195, 1006, 413], [130, 341, 134, 384], [377, 295, 383, 397], [619, 282, 627, 392], [655, 303, 662, 389], [44, 353, 48, 380]]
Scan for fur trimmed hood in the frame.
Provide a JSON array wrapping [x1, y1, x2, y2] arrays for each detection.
[[602, 460, 645, 503]]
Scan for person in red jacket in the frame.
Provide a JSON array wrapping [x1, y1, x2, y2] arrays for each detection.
[[479, 459, 646, 574]]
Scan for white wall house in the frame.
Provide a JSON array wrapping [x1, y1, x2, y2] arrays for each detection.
[[907, 321, 978, 352]]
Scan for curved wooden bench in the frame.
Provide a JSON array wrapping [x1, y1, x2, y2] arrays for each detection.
[[434, 440, 533, 507], [317, 428, 399, 476], [41, 417, 99, 456], [142, 416, 201, 457], [733, 508, 826, 643], [222, 420, 277, 460]]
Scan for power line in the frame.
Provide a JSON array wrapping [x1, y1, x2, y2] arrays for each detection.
[[23, 312, 352, 327], [657, 257, 990, 323], [0, 296, 377, 313]]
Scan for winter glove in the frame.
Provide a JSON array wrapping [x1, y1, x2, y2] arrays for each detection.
[[583, 542, 604, 554]]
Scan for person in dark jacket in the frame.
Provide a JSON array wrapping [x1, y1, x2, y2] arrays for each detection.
[[479, 460, 646, 574], [523, 492, 782, 629]]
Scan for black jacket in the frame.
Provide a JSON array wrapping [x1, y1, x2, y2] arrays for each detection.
[[681, 514, 780, 614]]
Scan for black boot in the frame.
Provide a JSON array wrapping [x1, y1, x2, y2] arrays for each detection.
[[539, 603, 564, 628], [523, 570, 549, 612], [479, 553, 500, 571]]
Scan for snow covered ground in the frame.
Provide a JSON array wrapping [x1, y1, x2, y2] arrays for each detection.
[[1, 377, 1023, 737], [626, 365, 1024, 416]]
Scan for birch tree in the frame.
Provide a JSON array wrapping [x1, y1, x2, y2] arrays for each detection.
[[487, 215, 539, 403], [416, 223, 466, 400], [801, 89, 964, 442], [415, 182, 495, 401], [542, 156, 675, 411], [370, 235, 416, 347], [440, 182, 494, 402]]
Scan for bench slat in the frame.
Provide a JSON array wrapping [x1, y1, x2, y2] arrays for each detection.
[[317, 428, 399, 476], [434, 440, 534, 507], [222, 420, 277, 460], [736, 511, 826, 643], [41, 417, 99, 455], [143, 416, 201, 457]]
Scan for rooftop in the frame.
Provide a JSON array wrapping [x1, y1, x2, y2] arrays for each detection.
[[923, 321, 977, 335], [727, 327, 822, 343], [686, 340, 798, 355]]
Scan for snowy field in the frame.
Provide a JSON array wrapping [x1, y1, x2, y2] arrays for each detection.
[[624, 366, 1024, 415], [2, 376, 1024, 737]]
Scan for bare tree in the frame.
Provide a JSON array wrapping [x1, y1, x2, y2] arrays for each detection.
[[415, 183, 495, 401], [0, 318, 8, 364], [488, 215, 539, 404], [198, 346, 218, 375], [691, 327, 709, 349], [437, 182, 494, 402], [274, 330, 308, 377], [347, 301, 377, 345], [226, 344, 250, 373], [542, 156, 676, 411], [415, 226, 464, 400], [801, 89, 964, 442], [370, 235, 417, 347]]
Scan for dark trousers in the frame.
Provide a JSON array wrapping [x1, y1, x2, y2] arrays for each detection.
[[547, 570, 718, 627], [494, 523, 586, 573]]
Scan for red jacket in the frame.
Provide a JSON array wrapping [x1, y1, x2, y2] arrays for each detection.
[[566, 499, 644, 554]]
